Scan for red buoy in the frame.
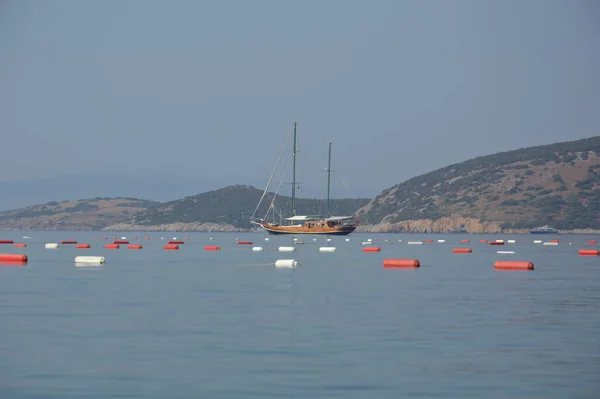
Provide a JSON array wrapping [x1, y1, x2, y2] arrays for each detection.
[[494, 261, 534, 270], [61, 240, 77, 244], [489, 241, 504, 246], [76, 244, 91, 249], [104, 244, 120, 249], [461, 239, 470, 243], [204, 245, 221, 251], [0, 254, 27, 262], [13, 243, 27, 248], [168, 240, 184, 244], [452, 248, 472, 253], [424, 239, 434, 243], [479, 239, 488, 243], [237, 241, 253, 245], [128, 244, 143, 250], [164, 244, 179, 250], [550, 239, 559, 243], [383, 259, 420, 268], [0, 240, 14, 244], [578, 249, 599, 256], [363, 246, 381, 252], [113, 240, 129, 244], [587, 240, 597, 245]]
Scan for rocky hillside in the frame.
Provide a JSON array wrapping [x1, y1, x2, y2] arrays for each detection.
[[0, 198, 158, 230], [357, 136, 600, 232], [106, 185, 370, 231]]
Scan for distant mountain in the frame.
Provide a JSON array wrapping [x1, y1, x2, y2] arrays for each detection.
[[0, 174, 266, 211], [0, 197, 158, 231], [106, 185, 370, 231], [356, 136, 600, 232]]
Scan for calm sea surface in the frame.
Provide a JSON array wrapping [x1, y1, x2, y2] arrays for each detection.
[[0, 231, 599, 398]]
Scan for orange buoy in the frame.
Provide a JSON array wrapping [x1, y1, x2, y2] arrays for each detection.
[[587, 240, 596, 245], [237, 241, 253, 245], [0, 254, 27, 262], [0, 240, 15, 244], [128, 244, 143, 250], [461, 239, 470, 243], [494, 261, 534, 270], [76, 244, 91, 249], [363, 246, 381, 252], [144, 237, 151, 240], [61, 240, 77, 244], [164, 244, 179, 250], [204, 245, 221, 251], [104, 244, 120, 249], [113, 240, 129, 244], [168, 240, 184, 244], [452, 248, 472, 253], [489, 241, 504, 246], [383, 259, 420, 268], [13, 243, 27, 248], [550, 239, 559, 243], [578, 249, 599, 256], [479, 239, 488, 243], [424, 239, 434, 243], [131, 237, 137, 240]]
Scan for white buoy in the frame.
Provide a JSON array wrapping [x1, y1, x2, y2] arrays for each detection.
[[121, 236, 127, 239], [209, 237, 214, 240], [74, 256, 105, 264], [367, 238, 373, 242], [533, 240, 542, 244], [293, 238, 298, 241], [497, 250, 515, 254], [326, 238, 332, 242], [275, 259, 297, 268], [319, 247, 337, 252], [345, 238, 350, 242], [507, 239, 516, 244], [362, 241, 371, 245], [312, 238, 317, 241], [252, 247, 264, 252], [278, 246, 296, 252], [45, 243, 59, 249], [495, 239, 504, 243], [408, 241, 424, 245], [265, 237, 270, 241], [543, 242, 558, 246], [437, 239, 445, 243]]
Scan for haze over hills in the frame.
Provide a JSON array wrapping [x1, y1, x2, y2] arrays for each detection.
[[0, 174, 377, 212], [3, 136, 600, 233], [356, 136, 600, 233]]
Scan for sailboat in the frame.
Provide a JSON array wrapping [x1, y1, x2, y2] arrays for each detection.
[[250, 122, 358, 235]]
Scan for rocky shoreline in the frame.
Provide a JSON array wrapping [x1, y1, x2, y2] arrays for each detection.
[[3, 218, 598, 235], [99, 218, 600, 235]]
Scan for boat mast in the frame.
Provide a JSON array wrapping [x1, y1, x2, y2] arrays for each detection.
[[326, 141, 331, 216], [291, 122, 297, 217]]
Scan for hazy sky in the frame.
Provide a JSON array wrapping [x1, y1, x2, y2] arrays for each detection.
[[1, 0, 598, 199]]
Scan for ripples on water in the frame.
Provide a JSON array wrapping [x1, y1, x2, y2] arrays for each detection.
[[0, 231, 599, 398]]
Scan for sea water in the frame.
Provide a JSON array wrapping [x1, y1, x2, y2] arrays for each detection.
[[0, 231, 598, 398]]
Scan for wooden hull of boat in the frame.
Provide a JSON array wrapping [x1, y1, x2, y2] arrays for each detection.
[[258, 223, 356, 236]]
